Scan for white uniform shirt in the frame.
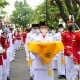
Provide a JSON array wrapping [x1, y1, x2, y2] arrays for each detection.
[[25, 31, 38, 60], [33, 32, 54, 69], [53, 32, 61, 41], [53, 32, 64, 58], [8, 32, 13, 46]]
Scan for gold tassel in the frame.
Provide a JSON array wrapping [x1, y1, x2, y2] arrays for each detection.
[[27, 57, 32, 67], [61, 55, 65, 64], [48, 67, 52, 76]]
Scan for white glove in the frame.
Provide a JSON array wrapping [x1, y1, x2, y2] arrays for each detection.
[[78, 51, 80, 55], [70, 54, 73, 58], [0, 47, 5, 54]]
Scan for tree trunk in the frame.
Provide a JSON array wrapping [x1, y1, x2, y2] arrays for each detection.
[[55, 0, 68, 22], [65, 0, 74, 14], [71, 0, 78, 18], [75, 0, 80, 5]]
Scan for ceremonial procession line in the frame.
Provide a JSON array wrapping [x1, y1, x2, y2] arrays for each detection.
[[0, 21, 80, 80], [10, 47, 66, 80]]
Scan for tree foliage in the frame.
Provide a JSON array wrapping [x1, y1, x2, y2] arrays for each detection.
[[50, 0, 80, 26], [11, 0, 33, 28], [31, 0, 80, 28], [32, 3, 46, 23], [0, 0, 8, 8], [31, 1, 60, 28]]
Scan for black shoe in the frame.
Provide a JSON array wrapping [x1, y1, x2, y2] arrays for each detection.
[[58, 75, 63, 79], [7, 77, 10, 80], [58, 75, 66, 79], [53, 68, 57, 70], [30, 77, 33, 80], [62, 75, 66, 79]]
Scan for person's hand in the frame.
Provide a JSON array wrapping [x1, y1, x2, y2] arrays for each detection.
[[66, 50, 73, 56], [70, 54, 73, 58], [78, 51, 80, 55]]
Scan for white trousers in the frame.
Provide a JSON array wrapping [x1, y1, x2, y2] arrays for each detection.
[[3, 59, 7, 80], [8, 47, 14, 62], [6, 49, 10, 77], [14, 40, 19, 50], [9, 40, 12, 48], [34, 69, 54, 80], [15, 40, 22, 49], [57, 52, 65, 75], [25, 45, 28, 57], [14, 40, 17, 50], [28, 59, 35, 77], [18, 40, 22, 48], [52, 57, 57, 69], [6, 59, 10, 77], [30, 66, 34, 77], [65, 56, 76, 80], [0, 65, 3, 80], [12, 44, 16, 56]]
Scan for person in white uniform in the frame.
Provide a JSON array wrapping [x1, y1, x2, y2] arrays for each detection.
[[33, 22, 54, 80], [53, 24, 66, 79], [25, 24, 40, 80], [8, 28, 15, 62], [0, 27, 4, 80]]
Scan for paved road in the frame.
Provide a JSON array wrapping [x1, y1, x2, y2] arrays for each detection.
[[10, 48, 30, 80], [10, 48, 78, 80]]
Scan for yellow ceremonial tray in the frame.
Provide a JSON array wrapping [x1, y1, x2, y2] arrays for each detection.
[[27, 41, 64, 64]]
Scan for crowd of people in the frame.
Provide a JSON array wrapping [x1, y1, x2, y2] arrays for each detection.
[[25, 20, 80, 80], [0, 19, 80, 80], [0, 20, 26, 80]]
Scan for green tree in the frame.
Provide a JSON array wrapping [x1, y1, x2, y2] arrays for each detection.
[[0, 0, 8, 8], [32, 3, 46, 23], [49, 0, 80, 26], [31, 1, 60, 28], [34, 0, 80, 27], [11, 0, 33, 29], [0, 0, 8, 18]]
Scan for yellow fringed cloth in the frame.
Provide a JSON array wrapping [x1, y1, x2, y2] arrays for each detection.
[[27, 41, 64, 64]]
